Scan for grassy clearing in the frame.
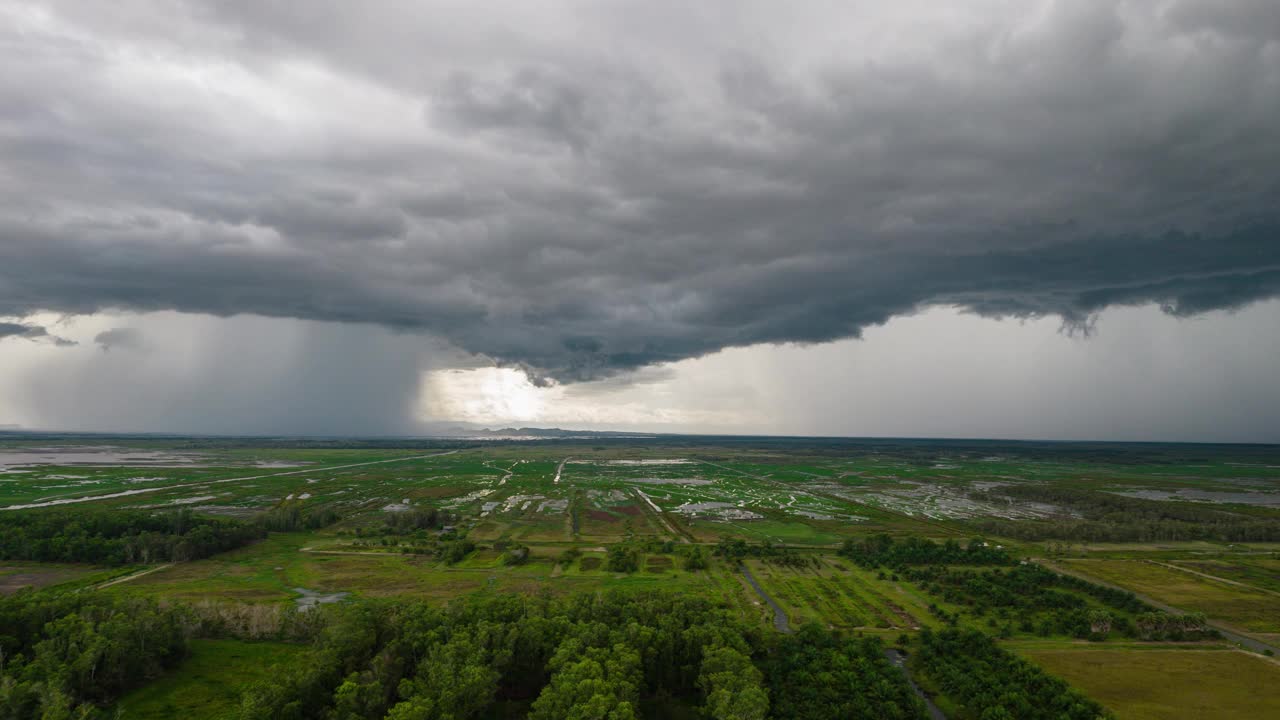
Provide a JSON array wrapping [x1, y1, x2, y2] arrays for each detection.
[[1061, 559, 1280, 633], [111, 531, 709, 605], [114, 639, 305, 719], [1042, 541, 1242, 558], [741, 558, 931, 630], [703, 563, 768, 624], [1168, 556, 1280, 595], [731, 519, 844, 545], [0, 562, 133, 595], [1017, 647, 1280, 720]]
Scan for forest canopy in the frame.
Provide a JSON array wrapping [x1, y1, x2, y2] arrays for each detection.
[[0, 508, 265, 565]]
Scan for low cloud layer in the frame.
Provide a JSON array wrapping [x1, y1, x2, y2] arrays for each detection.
[[2, 1, 1278, 382], [0, 321, 75, 347], [2, 312, 465, 435], [93, 327, 144, 352]]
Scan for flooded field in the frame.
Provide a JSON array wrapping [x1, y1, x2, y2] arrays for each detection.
[[293, 587, 350, 610], [1110, 488, 1280, 507], [0, 447, 211, 468], [0, 438, 1276, 555], [815, 480, 1068, 520]]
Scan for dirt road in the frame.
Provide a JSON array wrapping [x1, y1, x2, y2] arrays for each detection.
[[741, 563, 791, 633]]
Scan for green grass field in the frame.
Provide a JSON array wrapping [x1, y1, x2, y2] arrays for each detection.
[[0, 562, 134, 595], [1016, 646, 1280, 720], [108, 531, 711, 605], [1061, 559, 1280, 634], [114, 639, 306, 719], [1168, 556, 1280, 594]]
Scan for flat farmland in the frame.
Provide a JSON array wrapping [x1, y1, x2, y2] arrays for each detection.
[[107, 532, 710, 606], [0, 561, 130, 594], [1167, 556, 1280, 595], [742, 557, 933, 630], [1015, 645, 1280, 720], [5, 436, 1280, 720], [1060, 558, 1280, 634], [6, 437, 1280, 636]]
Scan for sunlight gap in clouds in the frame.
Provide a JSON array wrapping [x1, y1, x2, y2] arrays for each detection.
[[422, 367, 547, 424]]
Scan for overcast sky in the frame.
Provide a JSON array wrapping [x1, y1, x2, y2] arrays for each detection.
[[2, 1, 1279, 441]]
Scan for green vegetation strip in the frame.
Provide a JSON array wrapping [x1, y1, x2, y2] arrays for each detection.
[[115, 640, 305, 720]]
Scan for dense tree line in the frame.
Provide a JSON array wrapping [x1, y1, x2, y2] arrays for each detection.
[[1133, 611, 1210, 640], [839, 534, 1012, 570], [905, 564, 1188, 640], [971, 486, 1280, 542], [0, 593, 194, 719], [349, 533, 476, 565], [714, 538, 820, 568], [235, 591, 930, 720], [765, 624, 926, 719], [258, 504, 342, 532], [0, 577, 1118, 719], [912, 629, 1112, 720], [375, 508, 456, 535], [0, 508, 265, 565]]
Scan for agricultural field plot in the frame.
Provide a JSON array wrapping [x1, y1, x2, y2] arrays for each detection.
[[0, 446, 462, 513], [559, 456, 871, 536], [1037, 541, 1263, 559], [1060, 558, 1280, 635], [0, 561, 129, 594], [742, 558, 928, 630], [114, 639, 306, 720], [106, 531, 707, 606], [0, 463, 255, 509], [6, 437, 1280, 620], [1013, 645, 1280, 720], [701, 562, 771, 625], [9, 439, 1278, 553], [813, 477, 1069, 521], [828, 560, 954, 629], [1167, 556, 1280, 595], [722, 443, 1280, 522]]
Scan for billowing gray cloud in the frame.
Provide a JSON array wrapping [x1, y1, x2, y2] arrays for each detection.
[[1, 1, 1278, 382], [0, 321, 75, 347], [93, 327, 144, 352]]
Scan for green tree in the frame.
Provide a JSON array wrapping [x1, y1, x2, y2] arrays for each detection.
[[683, 546, 709, 571], [605, 545, 640, 573], [530, 640, 641, 720], [698, 646, 768, 720]]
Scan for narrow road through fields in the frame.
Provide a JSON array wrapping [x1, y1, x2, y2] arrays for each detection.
[[553, 457, 570, 484], [1036, 559, 1280, 656], [633, 489, 691, 543], [93, 564, 174, 589], [741, 563, 791, 633], [1, 450, 458, 510], [1148, 560, 1280, 598]]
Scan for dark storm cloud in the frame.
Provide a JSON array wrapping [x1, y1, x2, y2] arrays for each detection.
[[0, 322, 75, 347], [1, 1, 1278, 382]]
